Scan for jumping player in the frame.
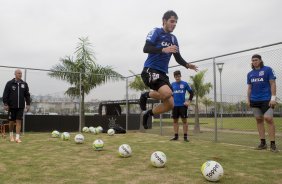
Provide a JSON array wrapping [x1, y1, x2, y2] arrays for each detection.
[[139, 10, 198, 129]]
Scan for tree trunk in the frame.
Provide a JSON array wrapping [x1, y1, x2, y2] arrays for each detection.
[[80, 90, 85, 131], [194, 95, 200, 133]]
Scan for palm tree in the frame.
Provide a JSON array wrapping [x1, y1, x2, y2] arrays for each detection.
[[201, 96, 213, 117], [190, 70, 213, 133], [128, 70, 149, 91], [49, 37, 123, 129]]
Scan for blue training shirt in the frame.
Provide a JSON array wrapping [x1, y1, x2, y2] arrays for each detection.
[[144, 27, 179, 73], [247, 66, 276, 101], [172, 80, 192, 106]]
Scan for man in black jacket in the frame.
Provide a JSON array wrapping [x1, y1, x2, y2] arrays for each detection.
[[2, 69, 31, 143]]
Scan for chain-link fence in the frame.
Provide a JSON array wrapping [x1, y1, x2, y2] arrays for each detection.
[[132, 42, 282, 148], [1, 42, 281, 148]]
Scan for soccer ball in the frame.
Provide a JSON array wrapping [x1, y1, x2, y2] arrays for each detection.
[[93, 139, 104, 151], [201, 160, 224, 182], [51, 130, 60, 138], [74, 134, 84, 144], [96, 126, 103, 133], [93, 128, 99, 134], [150, 151, 167, 168], [118, 144, 132, 158], [107, 128, 115, 136], [89, 126, 95, 133], [61, 132, 70, 141], [82, 127, 89, 133]]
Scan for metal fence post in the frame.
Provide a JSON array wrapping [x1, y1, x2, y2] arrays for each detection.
[[126, 77, 129, 132], [213, 58, 218, 142]]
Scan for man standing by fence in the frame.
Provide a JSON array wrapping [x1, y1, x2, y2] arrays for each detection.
[[170, 70, 194, 142], [247, 54, 278, 152], [2, 69, 31, 143]]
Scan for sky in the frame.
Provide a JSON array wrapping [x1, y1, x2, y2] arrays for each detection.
[[0, 0, 281, 101]]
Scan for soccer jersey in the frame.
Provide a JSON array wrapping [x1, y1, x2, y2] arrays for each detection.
[[172, 80, 192, 106], [144, 27, 179, 73], [247, 66, 276, 101]]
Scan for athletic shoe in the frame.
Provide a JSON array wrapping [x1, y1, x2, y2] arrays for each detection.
[[10, 136, 15, 142], [15, 139, 22, 143], [141, 111, 150, 129], [170, 137, 178, 141], [255, 143, 267, 150], [139, 92, 148, 111], [184, 138, 189, 142], [270, 144, 279, 153]]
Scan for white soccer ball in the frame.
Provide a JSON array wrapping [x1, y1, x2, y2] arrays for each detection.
[[118, 144, 132, 158], [93, 128, 99, 134], [93, 139, 104, 151], [201, 160, 224, 182], [74, 134, 84, 144], [61, 132, 70, 141], [150, 151, 167, 168], [51, 130, 60, 138], [82, 127, 89, 133], [107, 128, 115, 136], [96, 126, 103, 133], [89, 126, 95, 133]]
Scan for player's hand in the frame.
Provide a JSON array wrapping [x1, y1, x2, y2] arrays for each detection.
[[4, 105, 9, 111], [184, 101, 190, 107], [246, 100, 250, 108], [25, 105, 30, 112], [187, 63, 198, 72], [269, 100, 276, 108], [162, 45, 178, 54]]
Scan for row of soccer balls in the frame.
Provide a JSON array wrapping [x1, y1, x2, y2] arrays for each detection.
[[82, 126, 106, 134], [52, 131, 224, 181]]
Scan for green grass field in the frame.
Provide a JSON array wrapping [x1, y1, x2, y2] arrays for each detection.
[[150, 117, 282, 147], [0, 132, 282, 184]]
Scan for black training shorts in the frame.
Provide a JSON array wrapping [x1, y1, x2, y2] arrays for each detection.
[[172, 106, 188, 119], [250, 100, 271, 114], [141, 67, 172, 91], [8, 108, 24, 121]]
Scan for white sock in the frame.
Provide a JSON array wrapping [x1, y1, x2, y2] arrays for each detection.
[[10, 132, 13, 137], [16, 134, 20, 140]]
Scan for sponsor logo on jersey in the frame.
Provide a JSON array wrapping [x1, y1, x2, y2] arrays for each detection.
[[161, 41, 172, 47], [174, 90, 184, 94], [251, 78, 264, 82]]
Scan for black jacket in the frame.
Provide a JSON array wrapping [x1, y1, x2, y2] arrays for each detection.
[[2, 78, 31, 109]]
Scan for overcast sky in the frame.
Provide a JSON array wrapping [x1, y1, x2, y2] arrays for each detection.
[[0, 0, 281, 101]]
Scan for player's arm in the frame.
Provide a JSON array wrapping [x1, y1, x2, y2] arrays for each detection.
[[173, 53, 198, 71], [184, 90, 194, 107], [24, 83, 31, 111], [247, 84, 251, 108], [2, 82, 10, 110], [269, 80, 276, 108], [143, 41, 163, 54], [143, 41, 179, 54]]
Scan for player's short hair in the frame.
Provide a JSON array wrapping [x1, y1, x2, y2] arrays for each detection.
[[162, 10, 178, 21], [174, 70, 181, 76], [251, 54, 264, 69]]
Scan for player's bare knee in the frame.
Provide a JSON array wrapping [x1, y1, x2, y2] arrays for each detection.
[[264, 117, 273, 124]]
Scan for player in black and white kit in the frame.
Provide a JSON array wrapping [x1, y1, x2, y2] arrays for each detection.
[[3, 69, 31, 143], [139, 10, 198, 129]]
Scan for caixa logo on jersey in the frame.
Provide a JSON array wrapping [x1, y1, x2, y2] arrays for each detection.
[[161, 41, 172, 47]]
